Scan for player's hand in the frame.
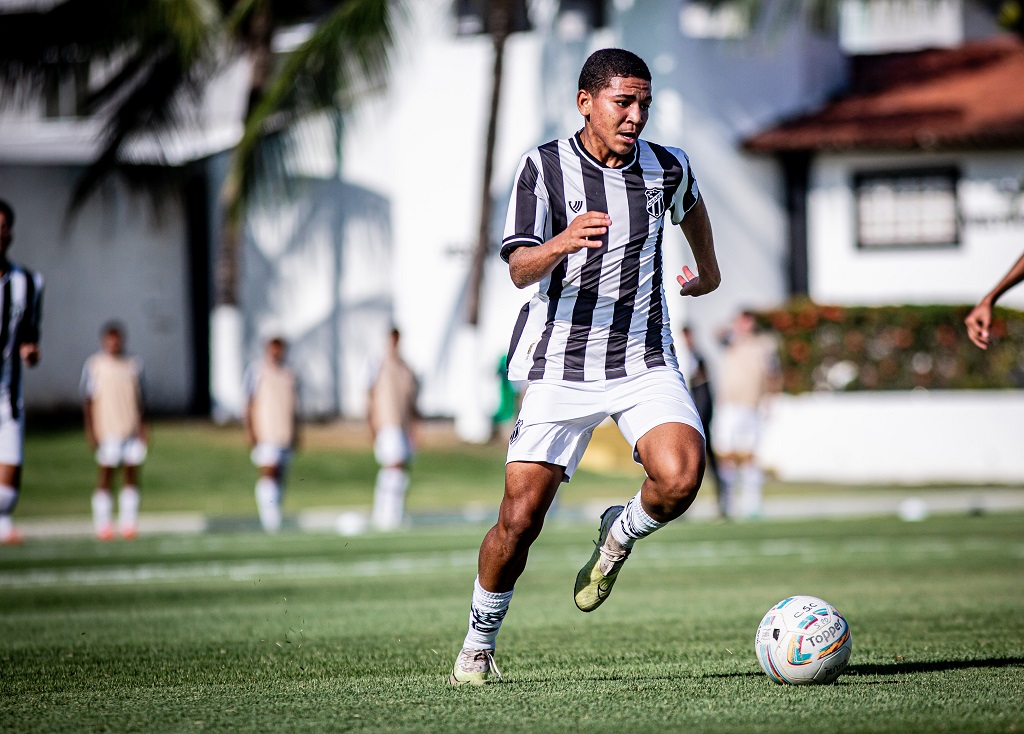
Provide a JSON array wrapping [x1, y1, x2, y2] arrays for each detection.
[[20, 343, 39, 366], [677, 265, 711, 297], [964, 301, 994, 349], [557, 212, 610, 254]]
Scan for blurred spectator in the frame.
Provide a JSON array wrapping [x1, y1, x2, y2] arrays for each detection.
[[965, 251, 1024, 349], [243, 337, 299, 533], [367, 328, 419, 531], [680, 326, 724, 517], [0, 199, 43, 546], [713, 310, 781, 519], [82, 322, 147, 540]]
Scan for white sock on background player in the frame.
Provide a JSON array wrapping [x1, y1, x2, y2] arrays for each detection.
[[91, 490, 114, 536], [0, 484, 17, 539], [739, 464, 764, 519], [118, 485, 140, 533], [255, 477, 282, 532], [463, 576, 513, 650], [610, 491, 666, 549], [372, 467, 408, 531]]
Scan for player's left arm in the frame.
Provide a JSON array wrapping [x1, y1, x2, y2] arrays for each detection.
[[676, 194, 721, 297], [136, 360, 150, 445], [19, 272, 43, 366]]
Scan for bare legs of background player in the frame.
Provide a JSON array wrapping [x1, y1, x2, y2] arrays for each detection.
[[0, 464, 23, 545]]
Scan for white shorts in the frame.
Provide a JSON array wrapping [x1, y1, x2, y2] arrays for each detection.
[[712, 404, 762, 457], [96, 437, 148, 468], [507, 367, 704, 481], [0, 412, 23, 466], [374, 426, 412, 466], [251, 443, 291, 468]]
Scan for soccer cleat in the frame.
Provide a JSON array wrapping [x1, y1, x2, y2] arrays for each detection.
[[119, 525, 138, 541], [448, 647, 503, 686], [96, 525, 115, 542], [574, 505, 631, 612]]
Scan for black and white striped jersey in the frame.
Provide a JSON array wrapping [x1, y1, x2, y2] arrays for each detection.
[[0, 264, 43, 421], [501, 132, 699, 382]]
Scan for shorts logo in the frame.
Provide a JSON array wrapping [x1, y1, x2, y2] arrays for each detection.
[[645, 188, 665, 219], [568, 200, 583, 214], [509, 419, 523, 445]]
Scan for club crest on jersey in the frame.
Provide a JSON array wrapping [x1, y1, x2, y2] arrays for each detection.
[[509, 419, 523, 445], [568, 200, 583, 214], [645, 188, 665, 219]]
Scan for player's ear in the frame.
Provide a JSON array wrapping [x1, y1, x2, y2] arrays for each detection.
[[577, 89, 592, 117]]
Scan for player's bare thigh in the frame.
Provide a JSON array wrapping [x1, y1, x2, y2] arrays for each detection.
[[0, 463, 20, 489]]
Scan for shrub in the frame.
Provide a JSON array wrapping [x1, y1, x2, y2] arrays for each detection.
[[753, 300, 1024, 393]]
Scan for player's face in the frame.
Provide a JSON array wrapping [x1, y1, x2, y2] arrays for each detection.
[[267, 341, 286, 364], [578, 76, 651, 166], [103, 331, 123, 355], [0, 212, 11, 255]]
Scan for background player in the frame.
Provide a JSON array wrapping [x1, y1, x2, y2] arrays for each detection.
[[243, 337, 299, 533], [367, 327, 419, 531], [81, 322, 148, 540], [680, 325, 724, 517], [450, 49, 721, 684], [0, 199, 43, 546], [712, 309, 781, 519]]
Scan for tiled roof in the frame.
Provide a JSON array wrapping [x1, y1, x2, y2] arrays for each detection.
[[745, 35, 1024, 152]]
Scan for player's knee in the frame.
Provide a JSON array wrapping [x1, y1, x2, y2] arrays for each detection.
[[649, 457, 704, 516], [497, 503, 545, 551]]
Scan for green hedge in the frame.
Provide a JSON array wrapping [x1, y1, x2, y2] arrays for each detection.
[[754, 300, 1024, 393]]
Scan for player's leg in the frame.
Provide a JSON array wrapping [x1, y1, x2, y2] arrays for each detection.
[[450, 460, 562, 685], [119, 464, 141, 539], [0, 464, 22, 545], [0, 414, 25, 544], [91, 440, 119, 541], [575, 369, 705, 612], [252, 444, 284, 532], [117, 437, 147, 539], [371, 426, 412, 531]]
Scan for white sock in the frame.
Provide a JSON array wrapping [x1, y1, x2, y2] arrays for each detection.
[[372, 467, 408, 531], [0, 485, 15, 538], [739, 464, 764, 519], [118, 486, 140, 532], [0, 484, 17, 514], [463, 576, 514, 650], [610, 491, 666, 549], [91, 490, 114, 534], [718, 464, 737, 518], [255, 477, 282, 532]]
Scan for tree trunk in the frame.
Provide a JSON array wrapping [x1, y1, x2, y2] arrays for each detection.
[[209, 2, 275, 420], [465, 0, 511, 327]]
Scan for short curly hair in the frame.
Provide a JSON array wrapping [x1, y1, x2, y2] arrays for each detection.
[[578, 48, 651, 95], [0, 199, 13, 227]]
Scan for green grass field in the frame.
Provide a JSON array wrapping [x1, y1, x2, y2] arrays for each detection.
[[2, 511, 1023, 733]]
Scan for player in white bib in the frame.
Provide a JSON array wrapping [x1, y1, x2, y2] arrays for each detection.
[[450, 49, 722, 684], [243, 337, 299, 533], [0, 199, 44, 546], [82, 322, 148, 540]]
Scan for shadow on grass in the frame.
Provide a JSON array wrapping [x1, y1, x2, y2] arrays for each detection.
[[846, 656, 1024, 676]]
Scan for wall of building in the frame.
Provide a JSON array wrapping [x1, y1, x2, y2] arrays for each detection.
[[2, 165, 195, 413], [808, 150, 1024, 307]]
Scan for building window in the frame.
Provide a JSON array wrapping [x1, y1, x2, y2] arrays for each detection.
[[43, 62, 90, 119], [454, 0, 532, 36], [854, 168, 959, 249]]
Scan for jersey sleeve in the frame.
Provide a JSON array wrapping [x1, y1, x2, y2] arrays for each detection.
[[500, 150, 549, 263], [668, 148, 700, 226], [80, 357, 95, 400]]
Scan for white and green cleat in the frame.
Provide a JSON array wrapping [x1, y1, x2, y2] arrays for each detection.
[[448, 647, 503, 686], [574, 505, 631, 612]]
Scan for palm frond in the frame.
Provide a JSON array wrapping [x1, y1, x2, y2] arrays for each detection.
[[223, 0, 401, 219]]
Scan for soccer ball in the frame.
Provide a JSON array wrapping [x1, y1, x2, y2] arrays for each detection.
[[754, 595, 852, 685]]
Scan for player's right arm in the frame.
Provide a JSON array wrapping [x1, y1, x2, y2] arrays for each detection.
[[80, 359, 97, 450], [966, 251, 1024, 349], [507, 212, 607, 289]]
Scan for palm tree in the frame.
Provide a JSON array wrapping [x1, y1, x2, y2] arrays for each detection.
[[0, 0, 400, 417]]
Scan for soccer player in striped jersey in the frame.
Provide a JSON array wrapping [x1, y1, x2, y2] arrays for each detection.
[[0, 199, 44, 546], [450, 49, 721, 684]]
